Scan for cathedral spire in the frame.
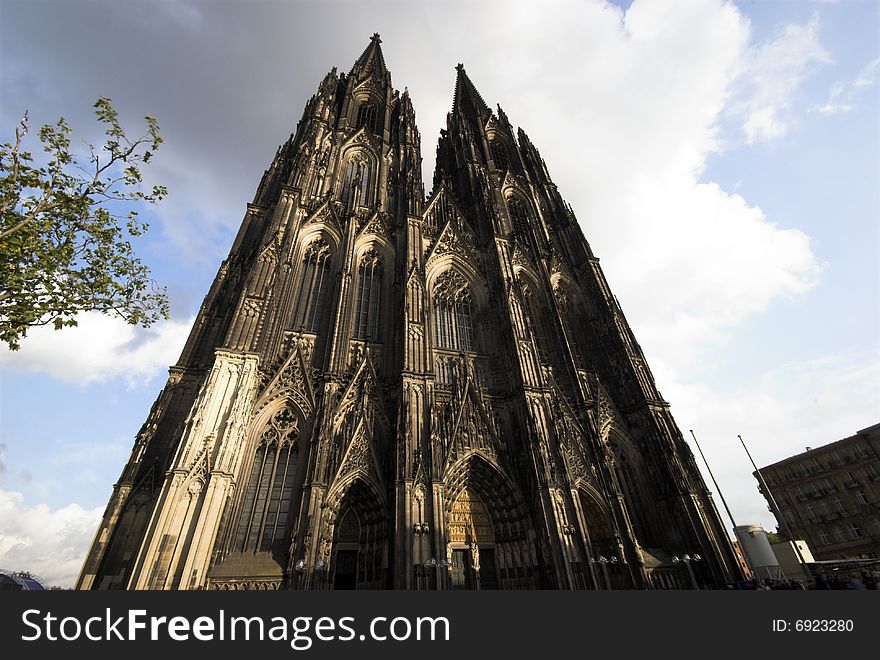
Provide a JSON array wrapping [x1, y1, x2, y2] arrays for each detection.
[[452, 63, 490, 118], [349, 32, 389, 83]]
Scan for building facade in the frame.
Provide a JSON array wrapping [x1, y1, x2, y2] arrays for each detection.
[[757, 423, 880, 561], [77, 36, 742, 591]]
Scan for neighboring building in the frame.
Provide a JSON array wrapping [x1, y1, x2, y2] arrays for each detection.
[[756, 423, 880, 561], [730, 539, 753, 579], [77, 35, 742, 591]]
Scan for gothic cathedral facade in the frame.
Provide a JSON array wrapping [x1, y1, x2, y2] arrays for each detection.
[[78, 36, 743, 591]]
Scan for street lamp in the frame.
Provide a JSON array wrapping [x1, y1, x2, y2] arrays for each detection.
[[673, 554, 702, 590], [295, 558, 326, 590], [424, 557, 452, 568], [589, 555, 617, 590]]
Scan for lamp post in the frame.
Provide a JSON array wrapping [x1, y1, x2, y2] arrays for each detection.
[[413, 522, 431, 589], [738, 433, 810, 581], [295, 558, 326, 590], [424, 557, 451, 589], [673, 554, 702, 590], [589, 555, 617, 590]]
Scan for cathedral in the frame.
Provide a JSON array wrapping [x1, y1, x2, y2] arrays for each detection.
[[77, 35, 743, 590]]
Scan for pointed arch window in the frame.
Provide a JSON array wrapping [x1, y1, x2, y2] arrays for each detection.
[[295, 239, 332, 332], [341, 154, 373, 207], [432, 270, 474, 352], [234, 408, 299, 553], [356, 102, 378, 133], [507, 196, 531, 235], [490, 140, 509, 171], [354, 250, 383, 340]]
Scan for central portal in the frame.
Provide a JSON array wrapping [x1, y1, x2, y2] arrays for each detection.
[[447, 488, 497, 590]]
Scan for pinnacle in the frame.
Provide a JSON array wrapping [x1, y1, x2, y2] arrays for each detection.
[[452, 63, 489, 117], [350, 33, 389, 81]]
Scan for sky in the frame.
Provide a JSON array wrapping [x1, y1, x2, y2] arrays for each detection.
[[1, 0, 878, 587]]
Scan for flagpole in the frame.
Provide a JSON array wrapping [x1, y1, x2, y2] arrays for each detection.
[[688, 430, 738, 532], [738, 434, 809, 575]]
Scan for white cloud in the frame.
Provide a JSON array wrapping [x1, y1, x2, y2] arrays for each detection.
[[732, 12, 831, 142], [439, 0, 820, 376], [815, 55, 880, 115], [0, 312, 193, 386], [0, 488, 102, 588]]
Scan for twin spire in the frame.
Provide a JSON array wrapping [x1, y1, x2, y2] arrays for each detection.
[[347, 35, 491, 118]]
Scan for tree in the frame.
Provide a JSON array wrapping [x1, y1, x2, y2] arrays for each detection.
[[0, 97, 169, 350], [766, 531, 788, 545]]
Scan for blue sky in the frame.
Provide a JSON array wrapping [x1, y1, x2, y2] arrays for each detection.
[[1, 0, 878, 586]]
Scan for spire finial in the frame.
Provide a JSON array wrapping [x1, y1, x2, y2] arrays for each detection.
[[371, 32, 382, 44], [456, 63, 465, 73]]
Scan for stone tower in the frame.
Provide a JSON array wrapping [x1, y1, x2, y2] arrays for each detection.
[[77, 36, 743, 590]]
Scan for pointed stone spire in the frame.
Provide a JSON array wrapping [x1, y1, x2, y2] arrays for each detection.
[[452, 63, 490, 118], [517, 126, 552, 183], [350, 32, 389, 83]]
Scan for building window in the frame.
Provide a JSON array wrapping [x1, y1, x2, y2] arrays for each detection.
[[833, 528, 845, 542], [854, 444, 869, 459], [234, 408, 299, 553], [341, 155, 373, 207], [832, 451, 843, 466], [798, 464, 808, 477], [867, 464, 879, 480], [356, 102, 378, 133], [432, 270, 474, 352], [507, 196, 531, 235], [295, 240, 332, 332], [819, 530, 830, 545], [354, 250, 382, 340], [822, 478, 835, 493], [811, 458, 821, 473], [834, 497, 847, 515], [806, 505, 816, 523], [490, 140, 509, 171], [849, 523, 862, 539], [856, 490, 868, 505], [795, 485, 804, 499]]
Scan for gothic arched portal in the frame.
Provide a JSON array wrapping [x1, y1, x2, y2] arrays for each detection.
[[443, 454, 542, 589], [328, 478, 388, 590]]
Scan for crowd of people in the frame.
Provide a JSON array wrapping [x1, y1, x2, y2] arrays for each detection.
[[726, 571, 880, 589], [812, 572, 879, 590]]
